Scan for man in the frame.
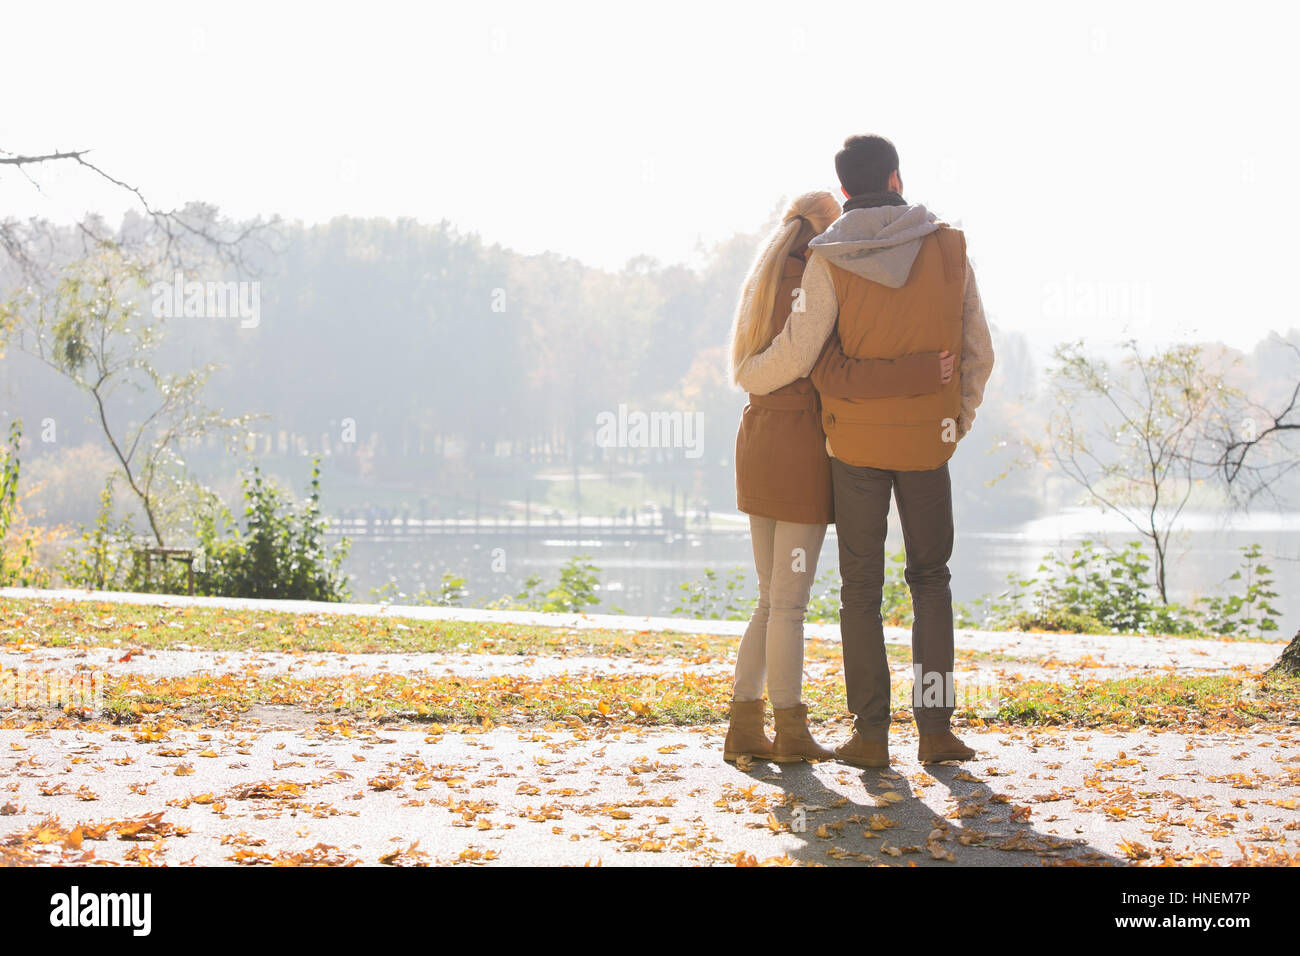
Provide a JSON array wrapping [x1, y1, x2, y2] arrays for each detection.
[[736, 134, 994, 766]]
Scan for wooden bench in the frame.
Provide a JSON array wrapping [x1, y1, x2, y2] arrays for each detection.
[[134, 547, 195, 596]]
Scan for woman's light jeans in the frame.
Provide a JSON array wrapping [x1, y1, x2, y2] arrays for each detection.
[[732, 515, 827, 710]]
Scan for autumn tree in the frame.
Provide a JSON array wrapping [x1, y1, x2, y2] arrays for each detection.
[[1040, 340, 1234, 603], [1203, 334, 1300, 677], [2, 246, 254, 547]]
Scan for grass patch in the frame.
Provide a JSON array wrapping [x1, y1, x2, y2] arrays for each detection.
[[0, 597, 1081, 669], [11, 666, 1295, 734], [90, 671, 748, 726], [2, 597, 744, 659], [8, 597, 1292, 733], [0, 596, 943, 665], [992, 673, 1300, 729]]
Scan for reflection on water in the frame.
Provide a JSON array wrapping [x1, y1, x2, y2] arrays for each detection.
[[339, 508, 1300, 636]]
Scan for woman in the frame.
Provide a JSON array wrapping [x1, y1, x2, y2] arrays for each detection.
[[724, 190, 950, 763]]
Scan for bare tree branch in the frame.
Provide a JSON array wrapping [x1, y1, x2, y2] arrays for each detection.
[[0, 144, 279, 286]]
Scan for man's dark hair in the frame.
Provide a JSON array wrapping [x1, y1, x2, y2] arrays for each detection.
[[834, 135, 900, 196]]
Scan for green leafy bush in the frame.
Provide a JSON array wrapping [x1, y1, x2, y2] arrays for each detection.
[[482, 574, 548, 612], [806, 555, 913, 626], [371, 572, 468, 607], [805, 568, 841, 623], [57, 478, 144, 591], [969, 540, 1176, 634], [194, 459, 350, 601], [547, 555, 602, 613], [880, 552, 915, 626], [482, 556, 607, 613], [1198, 544, 1281, 638], [964, 539, 1283, 639], [0, 420, 51, 587], [671, 567, 756, 620]]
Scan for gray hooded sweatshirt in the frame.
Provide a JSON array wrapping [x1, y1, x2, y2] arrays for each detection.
[[809, 204, 942, 288], [736, 201, 994, 443]]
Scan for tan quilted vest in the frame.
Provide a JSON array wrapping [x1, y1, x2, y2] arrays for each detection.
[[820, 226, 966, 471]]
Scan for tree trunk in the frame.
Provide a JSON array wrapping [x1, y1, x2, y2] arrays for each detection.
[[1266, 628, 1300, 678], [1152, 531, 1169, 604]]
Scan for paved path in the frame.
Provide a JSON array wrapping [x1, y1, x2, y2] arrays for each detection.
[[1, 589, 1295, 866], [3, 723, 1297, 866]]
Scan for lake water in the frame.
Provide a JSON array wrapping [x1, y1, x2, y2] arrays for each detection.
[[337, 507, 1300, 637]]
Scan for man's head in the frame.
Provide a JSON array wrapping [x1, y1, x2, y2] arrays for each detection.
[[834, 134, 902, 199]]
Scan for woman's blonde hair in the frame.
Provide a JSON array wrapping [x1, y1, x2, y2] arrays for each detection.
[[729, 190, 841, 384]]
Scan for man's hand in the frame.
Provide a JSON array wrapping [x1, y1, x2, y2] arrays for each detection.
[[939, 350, 954, 386]]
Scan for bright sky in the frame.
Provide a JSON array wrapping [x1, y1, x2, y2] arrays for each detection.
[[4, 0, 1297, 354]]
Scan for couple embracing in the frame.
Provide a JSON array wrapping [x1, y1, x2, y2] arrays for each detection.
[[725, 134, 994, 768]]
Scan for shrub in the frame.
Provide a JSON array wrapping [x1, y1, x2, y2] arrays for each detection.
[[966, 539, 1283, 638], [56, 477, 143, 591], [1198, 544, 1282, 639], [0, 420, 54, 588], [482, 556, 607, 614], [806, 555, 913, 626], [972, 540, 1184, 635], [671, 567, 756, 620], [194, 459, 350, 601], [805, 568, 841, 623], [371, 572, 468, 607]]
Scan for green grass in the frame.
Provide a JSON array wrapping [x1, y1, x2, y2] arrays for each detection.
[[993, 673, 1298, 728], [0, 595, 959, 664], [15, 662, 1299, 735], [7, 596, 1294, 733]]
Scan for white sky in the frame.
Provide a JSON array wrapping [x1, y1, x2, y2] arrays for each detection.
[[4, 0, 1298, 354]]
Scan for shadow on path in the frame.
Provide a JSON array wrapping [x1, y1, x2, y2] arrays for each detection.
[[734, 734, 1124, 867]]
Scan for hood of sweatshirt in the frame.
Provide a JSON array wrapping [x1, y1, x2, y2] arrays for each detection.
[[807, 203, 941, 288]]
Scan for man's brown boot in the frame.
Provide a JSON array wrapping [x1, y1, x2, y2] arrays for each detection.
[[723, 698, 773, 762], [834, 727, 890, 768], [771, 703, 835, 763], [918, 728, 976, 764]]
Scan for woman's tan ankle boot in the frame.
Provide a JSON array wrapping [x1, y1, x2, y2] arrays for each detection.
[[771, 703, 835, 763], [723, 698, 773, 762]]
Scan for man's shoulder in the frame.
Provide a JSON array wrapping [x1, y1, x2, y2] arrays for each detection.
[[929, 224, 968, 272]]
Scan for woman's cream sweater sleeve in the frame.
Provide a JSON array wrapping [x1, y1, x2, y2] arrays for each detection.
[[735, 254, 838, 396]]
